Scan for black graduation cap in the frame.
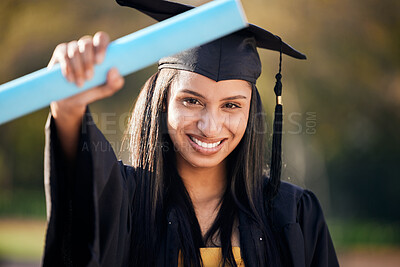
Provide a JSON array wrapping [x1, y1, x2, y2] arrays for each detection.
[[116, 0, 307, 198]]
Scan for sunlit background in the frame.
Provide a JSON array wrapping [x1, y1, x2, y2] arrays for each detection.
[[0, 0, 399, 266]]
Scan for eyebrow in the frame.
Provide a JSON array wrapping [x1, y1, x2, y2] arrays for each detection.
[[180, 89, 247, 101]]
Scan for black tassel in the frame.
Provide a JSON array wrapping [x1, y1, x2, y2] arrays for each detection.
[[268, 37, 283, 202], [270, 103, 282, 198]]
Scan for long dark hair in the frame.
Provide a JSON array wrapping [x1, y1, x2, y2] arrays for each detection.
[[123, 69, 281, 266]]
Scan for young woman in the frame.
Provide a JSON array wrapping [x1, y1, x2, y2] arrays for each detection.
[[42, 1, 339, 266]]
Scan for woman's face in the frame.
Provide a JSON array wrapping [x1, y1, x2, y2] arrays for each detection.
[[167, 70, 252, 169]]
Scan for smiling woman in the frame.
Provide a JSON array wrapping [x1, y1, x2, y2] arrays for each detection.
[[167, 71, 251, 168], [42, 1, 339, 267]]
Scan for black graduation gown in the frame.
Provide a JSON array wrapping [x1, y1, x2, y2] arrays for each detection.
[[42, 109, 339, 267]]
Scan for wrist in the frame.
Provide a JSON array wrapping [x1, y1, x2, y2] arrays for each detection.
[[50, 101, 86, 122]]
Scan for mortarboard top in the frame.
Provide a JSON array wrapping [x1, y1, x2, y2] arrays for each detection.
[[116, 0, 306, 83]]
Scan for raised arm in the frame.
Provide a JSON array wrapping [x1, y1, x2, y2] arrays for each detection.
[[43, 32, 135, 266], [47, 31, 124, 161]]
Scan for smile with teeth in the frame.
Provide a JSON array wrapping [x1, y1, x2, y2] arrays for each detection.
[[189, 135, 223, 149]]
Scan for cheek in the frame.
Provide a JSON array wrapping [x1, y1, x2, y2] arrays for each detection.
[[167, 105, 196, 137], [227, 112, 249, 137], [167, 109, 178, 132], [167, 110, 180, 141]]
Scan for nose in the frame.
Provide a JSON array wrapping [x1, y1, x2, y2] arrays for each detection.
[[197, 108, 224, 137]]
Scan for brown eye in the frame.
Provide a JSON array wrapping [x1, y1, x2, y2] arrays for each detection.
[[224, 103, 240, 109], [183, 98, 201, 106]]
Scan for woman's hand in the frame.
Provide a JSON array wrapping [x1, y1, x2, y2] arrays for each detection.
[[48, 32, 125, 161], [49, 31, 124, 117]]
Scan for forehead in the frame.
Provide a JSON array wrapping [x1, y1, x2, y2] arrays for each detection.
[[170, 70, 252, 98]]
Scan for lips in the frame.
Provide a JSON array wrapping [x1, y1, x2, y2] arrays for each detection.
[[187, 134, 226, 155]]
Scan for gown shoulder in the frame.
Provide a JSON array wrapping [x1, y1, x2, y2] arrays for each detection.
[[264, 178, 340, 266]]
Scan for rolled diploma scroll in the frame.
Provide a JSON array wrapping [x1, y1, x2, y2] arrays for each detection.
[[0, 0, 247, 125]]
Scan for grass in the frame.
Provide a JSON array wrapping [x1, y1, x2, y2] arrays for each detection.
[[0, 218, 46, 261]]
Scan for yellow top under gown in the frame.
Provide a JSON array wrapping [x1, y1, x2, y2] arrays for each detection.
[[178, 247, 245, 267]]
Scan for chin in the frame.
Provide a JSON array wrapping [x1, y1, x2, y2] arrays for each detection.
[[179, 153, 226, 169]]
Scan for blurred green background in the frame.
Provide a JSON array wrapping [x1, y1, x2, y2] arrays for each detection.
[[0, 0, 399, 266]]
